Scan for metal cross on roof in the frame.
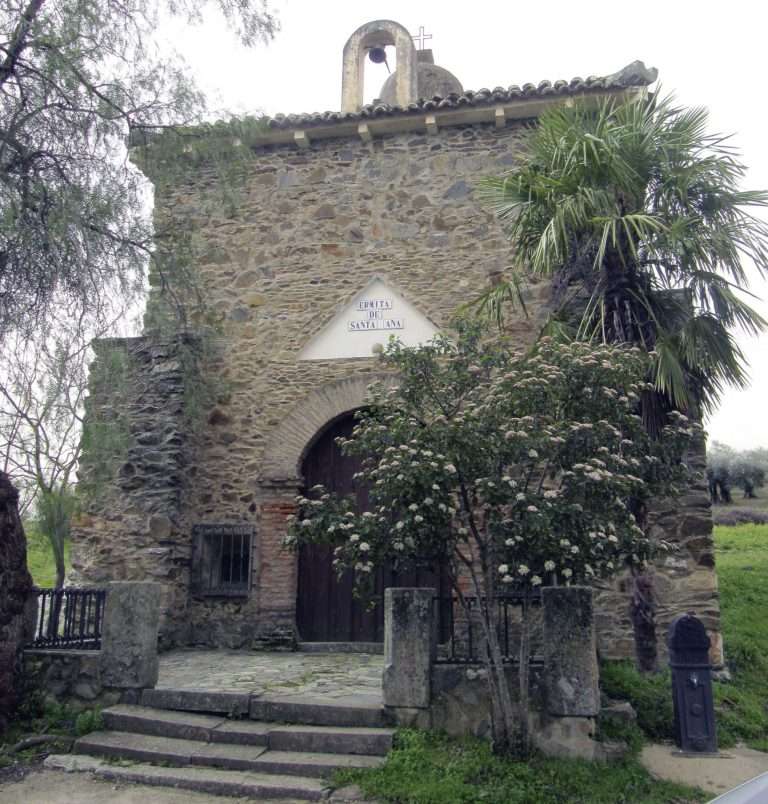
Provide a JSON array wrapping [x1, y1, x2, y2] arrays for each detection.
[[412, 25, 432, 50]]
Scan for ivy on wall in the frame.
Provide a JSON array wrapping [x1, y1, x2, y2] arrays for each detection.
[[79, 346, 132, 504]]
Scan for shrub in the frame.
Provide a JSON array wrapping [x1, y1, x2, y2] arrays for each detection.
[[600, 662, 675, 742], [712, 508, 768, 527], [74, 708, 102, 736]]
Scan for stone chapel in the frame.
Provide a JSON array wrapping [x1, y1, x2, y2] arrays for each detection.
[[71, 20, 722, 663]]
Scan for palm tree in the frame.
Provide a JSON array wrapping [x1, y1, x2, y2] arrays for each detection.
[[477, 92, 768, 670]]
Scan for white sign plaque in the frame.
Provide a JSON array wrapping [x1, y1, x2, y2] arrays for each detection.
[[357, 299, 392, 311], [348, 298, 404, 332], [298, 277, 439, 361]]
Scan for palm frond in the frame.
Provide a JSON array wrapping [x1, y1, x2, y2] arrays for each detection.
[[462, 276, 529, 330], [476, 90, 768, 416]]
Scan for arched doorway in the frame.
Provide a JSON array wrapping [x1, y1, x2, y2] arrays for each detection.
[[295, 411, 446, 642]]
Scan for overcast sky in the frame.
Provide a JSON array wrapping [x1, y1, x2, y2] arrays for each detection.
[[160, 0, 768, 449]]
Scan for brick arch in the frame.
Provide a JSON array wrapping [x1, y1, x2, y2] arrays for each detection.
[[259, 375, 395, 482]]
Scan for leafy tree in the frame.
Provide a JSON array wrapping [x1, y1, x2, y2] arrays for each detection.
[[707, 441, 767, 502], [731, 459, 764, 499], [35, 486, 77, 588], [286, 325, 696, 755], [1, 0, 277, 589], [478, 93, 768, 669], [0, 313, 109, 584], [0, 0, 278, 342]]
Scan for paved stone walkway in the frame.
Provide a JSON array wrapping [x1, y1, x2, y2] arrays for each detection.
[[641, 742, 768, 797], [0, 769, 309, 804], [157, 650, 384, 705]]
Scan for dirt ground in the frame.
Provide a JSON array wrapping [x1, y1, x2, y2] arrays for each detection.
[[641, 742, 768, 796], [0, 768, 305, 804]]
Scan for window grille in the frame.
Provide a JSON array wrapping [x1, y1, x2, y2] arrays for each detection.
[[192, 524, 253, 597]]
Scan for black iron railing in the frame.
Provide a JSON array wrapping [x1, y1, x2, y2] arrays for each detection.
[[434, 590, 543, 664], [31, 588, 107, 650]]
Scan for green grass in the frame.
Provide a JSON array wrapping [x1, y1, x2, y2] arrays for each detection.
[[600, 663, 675, 743], [712, 523, 768, 747], [714, 491, 768, 512], [0, 699, 101, 769], [24, 521, 69, 588], [336, 729, 706, 804]]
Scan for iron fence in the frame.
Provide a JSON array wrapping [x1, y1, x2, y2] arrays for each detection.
[[30, 588, 107, 650], [434, 590, 543, 664]]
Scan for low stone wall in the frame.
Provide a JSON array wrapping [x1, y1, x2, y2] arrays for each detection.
[[23, 650, 121, 711], [23, 581, 161, 710], [429, 663, 543, 737], [382, 586, 606, 760]]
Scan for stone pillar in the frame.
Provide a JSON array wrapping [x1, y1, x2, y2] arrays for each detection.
[[382, 587, 435, 709], [100, 581, 161, 689], [542, 586, 599, 717]]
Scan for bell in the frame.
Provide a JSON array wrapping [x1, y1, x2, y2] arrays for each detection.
[[368, 46, 387, 64]]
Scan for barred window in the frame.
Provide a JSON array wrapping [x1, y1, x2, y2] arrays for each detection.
[[192, 524, 253, 597]]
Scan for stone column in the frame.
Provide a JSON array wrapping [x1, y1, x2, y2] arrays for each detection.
[[382, 588, 435, 709], [542, 586, 599, 717], [100, 581, 161, 689]]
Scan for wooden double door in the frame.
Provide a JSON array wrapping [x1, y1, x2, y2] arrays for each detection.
[[296, 412, 446, 643]]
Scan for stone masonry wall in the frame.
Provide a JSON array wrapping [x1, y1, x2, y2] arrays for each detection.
[[23, 649, 121, 711], [594, 437, 722, 665], [71, 337, 193, 648], [72, 120, 722, 661]]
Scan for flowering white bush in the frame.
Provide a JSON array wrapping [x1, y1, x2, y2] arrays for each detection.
[[285, 322, 697, 753], [287, 326, 696, 592]]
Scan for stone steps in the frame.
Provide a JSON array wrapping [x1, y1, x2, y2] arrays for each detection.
[[104, 703, 393, 754], [60, 701, 392, 800], [250, 696, 387, 728], [102, 704, 394, 756], [45, 753, 328, 800], [75, 729, 384, 778], [141, 687, 388, 728]]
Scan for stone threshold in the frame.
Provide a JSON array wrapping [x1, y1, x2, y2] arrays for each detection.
[[296, 642, 384, 654]]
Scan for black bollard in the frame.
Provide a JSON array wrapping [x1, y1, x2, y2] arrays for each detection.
[[668, 613, 718, 754]]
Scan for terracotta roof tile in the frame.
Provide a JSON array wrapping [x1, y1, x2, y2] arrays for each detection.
[[266, 61, 658, 130]]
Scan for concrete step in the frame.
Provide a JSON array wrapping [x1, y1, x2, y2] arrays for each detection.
[[102, 704, 269, 745], [241, 749, 384, 779], [141, 687, 251, 716], [45, 753, 327, 801], [76, 730, 256, 767], [250, 695, 387, 728], [268, 723, 393, 756], [75, 730, 385, 778], [141, 687, 387, 727], [102, 704, 394, 754]]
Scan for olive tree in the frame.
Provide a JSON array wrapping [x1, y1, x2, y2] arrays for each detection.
[[286, 324, 697, 755]]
